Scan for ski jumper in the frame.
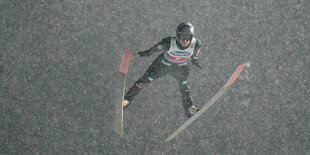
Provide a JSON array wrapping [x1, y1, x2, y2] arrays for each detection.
[[125, 36, 202, 113]]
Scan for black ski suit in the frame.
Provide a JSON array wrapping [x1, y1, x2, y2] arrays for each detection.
[[124, 36, 202, 113]]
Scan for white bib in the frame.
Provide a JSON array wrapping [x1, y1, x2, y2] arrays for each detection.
[[163, 37, 196, 65]]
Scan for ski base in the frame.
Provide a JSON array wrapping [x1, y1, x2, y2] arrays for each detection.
[[113, 48, 132, 137], [165, 64, 245, 142]]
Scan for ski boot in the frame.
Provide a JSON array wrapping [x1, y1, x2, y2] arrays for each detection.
[[122, 98, 130, 109], [187, 106, 200, 118]]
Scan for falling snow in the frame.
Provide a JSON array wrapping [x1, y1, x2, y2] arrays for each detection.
[[1, 0, 309, 154]]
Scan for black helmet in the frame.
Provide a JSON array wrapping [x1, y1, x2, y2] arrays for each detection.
[[176, 22, 194, 40]]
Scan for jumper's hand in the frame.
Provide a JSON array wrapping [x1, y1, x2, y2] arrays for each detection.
[[137, 50, 150, 57], [192, 59, 202, 69]]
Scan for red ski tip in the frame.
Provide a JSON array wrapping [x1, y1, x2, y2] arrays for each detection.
[[119, 48, 132, 74], [223, 64, 245, 88]]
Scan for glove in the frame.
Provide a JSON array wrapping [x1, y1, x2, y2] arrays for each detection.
[[137, 50, 150, 57], [191, 59, 202, 69]]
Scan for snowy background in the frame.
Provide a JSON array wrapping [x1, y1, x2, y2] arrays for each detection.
[[1, 0, 309, 154]]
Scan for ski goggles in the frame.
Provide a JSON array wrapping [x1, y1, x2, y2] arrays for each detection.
[[177, 34, 192, 41]]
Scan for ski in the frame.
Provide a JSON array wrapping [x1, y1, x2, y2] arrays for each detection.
[[165, 64, 245, 142], [113, 48, 132, 137]]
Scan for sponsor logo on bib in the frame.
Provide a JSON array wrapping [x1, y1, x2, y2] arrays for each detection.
[[170, 51, 191, 56]]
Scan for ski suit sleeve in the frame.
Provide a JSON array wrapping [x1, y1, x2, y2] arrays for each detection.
[[138, 37, 170, 56], [191, 39, 203, 69]]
